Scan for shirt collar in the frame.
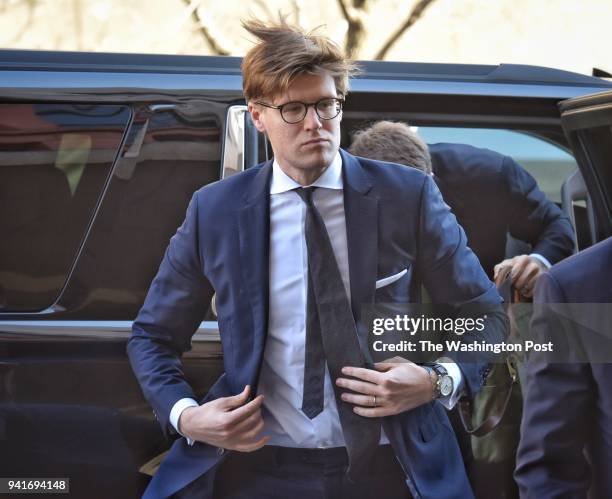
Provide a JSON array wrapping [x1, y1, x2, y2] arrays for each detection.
[[270, 152, 343, 194]]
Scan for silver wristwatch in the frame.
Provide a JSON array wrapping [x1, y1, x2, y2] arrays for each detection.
[[431, 363, 454, 398]]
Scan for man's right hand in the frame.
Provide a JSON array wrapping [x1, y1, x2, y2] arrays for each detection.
[[178, 385, 270, 452]]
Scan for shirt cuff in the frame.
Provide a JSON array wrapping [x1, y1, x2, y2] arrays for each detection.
[[169, 397, 199, 446], [529, 253, 552, 269], [434, 357, 464, 410]]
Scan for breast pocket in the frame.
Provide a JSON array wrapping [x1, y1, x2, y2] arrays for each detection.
[[374, 264, 414, 303]]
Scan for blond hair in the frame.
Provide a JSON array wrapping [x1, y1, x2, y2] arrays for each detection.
[[349, 121, 432, 174], [241, 18, 356, 101]]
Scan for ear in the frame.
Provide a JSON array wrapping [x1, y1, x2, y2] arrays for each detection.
[[248, 101, 267, 133]]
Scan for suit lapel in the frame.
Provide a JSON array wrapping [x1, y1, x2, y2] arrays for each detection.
[[238, 161, 272, 390], [340, 150, 379, 325], [236, 153, 377, 383]]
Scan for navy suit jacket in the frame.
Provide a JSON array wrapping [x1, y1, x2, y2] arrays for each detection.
[[127, 149, 507, 499], [429, 143, 575, 278], [515, 237, 612, 499]]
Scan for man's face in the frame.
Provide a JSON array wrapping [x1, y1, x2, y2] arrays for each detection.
[[249, 72, 342, 184]]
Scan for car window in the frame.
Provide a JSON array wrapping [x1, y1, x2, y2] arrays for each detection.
[[0, 103, 131, 312], [415, 127, 578, 203], [55, 104, 223, 320], [573, 124, 612, 231]]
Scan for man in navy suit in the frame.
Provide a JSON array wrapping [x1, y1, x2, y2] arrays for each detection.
[[127, 19, 507, 499], [515, 236, 612, 498]]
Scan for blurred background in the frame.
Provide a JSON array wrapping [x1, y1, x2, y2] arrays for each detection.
[[0, 0, 610, 76]]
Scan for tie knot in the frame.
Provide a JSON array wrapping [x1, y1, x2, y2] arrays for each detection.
[[295, 186, 317, 206]]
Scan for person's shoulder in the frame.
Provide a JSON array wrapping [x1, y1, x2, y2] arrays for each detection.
[[546, 237, 612, 300], [347, 151, 429, 190], [429, 142, 507, 178], [194, 161, 269, 203], [429, 142, 505, 159]]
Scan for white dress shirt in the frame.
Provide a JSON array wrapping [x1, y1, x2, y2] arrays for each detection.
[[529, 253, 551, 268], [170, 152, 462, 446], [259, 152, 359, 447]]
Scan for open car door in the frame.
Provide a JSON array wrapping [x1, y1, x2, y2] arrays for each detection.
[[559, 90, 612, 242]]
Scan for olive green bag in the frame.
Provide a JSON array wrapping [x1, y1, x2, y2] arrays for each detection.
[[457, 278, 532, 498]]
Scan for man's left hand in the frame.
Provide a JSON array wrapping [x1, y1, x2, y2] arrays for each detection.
[[335, 361, 434, 417]]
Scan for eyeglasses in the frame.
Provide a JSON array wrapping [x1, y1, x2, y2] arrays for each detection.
[[255, 97, 344, 124]]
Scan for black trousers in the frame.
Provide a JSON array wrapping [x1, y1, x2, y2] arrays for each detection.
[[173, 444, 410, 499]]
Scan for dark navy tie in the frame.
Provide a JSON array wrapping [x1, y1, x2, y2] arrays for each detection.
[[295, 186, 381, 479]]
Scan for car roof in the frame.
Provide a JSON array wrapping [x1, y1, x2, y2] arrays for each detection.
[[1, 49, 610, 87], [1, 49, 611, 100]]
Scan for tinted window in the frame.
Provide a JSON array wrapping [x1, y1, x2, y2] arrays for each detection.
[[575, 124, 612, 237], [56, 103, 222, 319], [0, 103, 130, 311]]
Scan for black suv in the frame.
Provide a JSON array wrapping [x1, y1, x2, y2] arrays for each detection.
[[1, 50, 611, 498]]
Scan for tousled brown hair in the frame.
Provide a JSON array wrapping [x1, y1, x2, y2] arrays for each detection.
[[349, 121, 432, 174], [241, 18, 356, 102]]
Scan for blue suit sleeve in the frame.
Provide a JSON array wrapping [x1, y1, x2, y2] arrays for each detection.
[[515, 272, 592, 498], [417, 175, 509, 397], [127, 191, 214, 440], [502, 156, 575, 264]]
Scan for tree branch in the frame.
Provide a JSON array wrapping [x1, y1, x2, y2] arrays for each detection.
[[184, 0, 231, 55], [8, 0, 38, 45], [336, 0, 367, 57], [336, 0, 353, 22], [374, 0, 437, 60], [290, 0, 302, 25]]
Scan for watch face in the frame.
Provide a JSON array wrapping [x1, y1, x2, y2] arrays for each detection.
[[440, 376, 453, 397]]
